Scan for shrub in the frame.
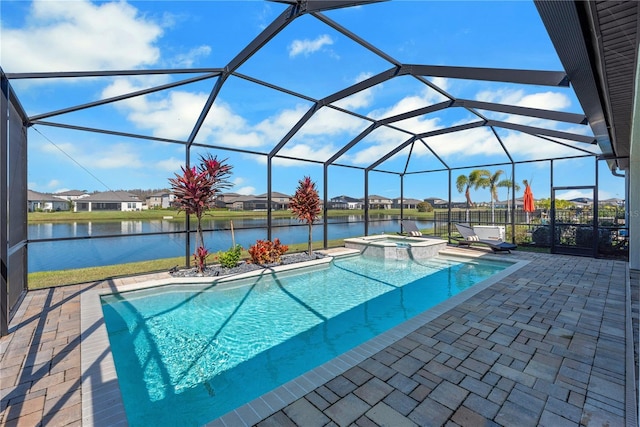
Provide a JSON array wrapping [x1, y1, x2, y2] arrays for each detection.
[[531, 225, 551, 246], [289, 176, 321, 256], [416, 201, 433, 212], [248, 238, 289, 265], [217, 244, 243, 268], [169, 154, 232, 273], [193, 246, 210, 272]]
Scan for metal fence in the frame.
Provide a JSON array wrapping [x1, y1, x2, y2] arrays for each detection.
[[432, 208, 628, 259]]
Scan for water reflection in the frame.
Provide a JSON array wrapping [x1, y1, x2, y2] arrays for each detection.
[[28, 215, 435, 273]]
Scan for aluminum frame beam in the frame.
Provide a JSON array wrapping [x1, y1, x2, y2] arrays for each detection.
[[408, 64, 570, 87]]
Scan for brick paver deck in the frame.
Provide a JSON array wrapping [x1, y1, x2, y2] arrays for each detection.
[[1, 249, 636, 426]]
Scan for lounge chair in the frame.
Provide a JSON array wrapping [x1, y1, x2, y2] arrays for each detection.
[[401, 220, 424, 237], [454, 223, 517, 253]]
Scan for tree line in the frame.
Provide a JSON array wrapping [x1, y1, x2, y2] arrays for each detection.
[[455, 169, 524, 223]]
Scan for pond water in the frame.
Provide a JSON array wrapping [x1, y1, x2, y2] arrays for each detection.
[[28, 215, 436, 272]]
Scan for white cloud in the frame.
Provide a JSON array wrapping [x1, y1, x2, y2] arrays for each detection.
[[1, 0, 163, 72], [47, 179, 62, 189], [476, 88, 572, 128], [41, 141, 143, 169], [368, 86, 448, 123], [235, 186, 255, 195], [348, 128, 416, 166], [468, 87, 597, 160], [254, 104, 311, 144], [157, 157, 183, 173], [275, 143, 339, 165], [343, 86, 447, 165], [102, 79, 364, 152], [555, 189, 593, 200], [288, 34, 334, 58], [129, 90, 209, 140], [171, 45, 212, 67], [501, 132, 596, 159], [420, 127, 503, 159], [102, 79, 271, 147], [298, 107, 368, 138], [332, 72, 377, 110]]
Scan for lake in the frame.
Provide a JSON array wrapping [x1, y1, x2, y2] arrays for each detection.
[[28, 215, 435, 272]]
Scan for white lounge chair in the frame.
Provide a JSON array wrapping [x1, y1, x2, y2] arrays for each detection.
[[454, 223, 517, 253], [401, 220, 424, 237]]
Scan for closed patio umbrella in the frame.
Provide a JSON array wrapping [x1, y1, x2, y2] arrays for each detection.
[[523, 180, 535, 223]]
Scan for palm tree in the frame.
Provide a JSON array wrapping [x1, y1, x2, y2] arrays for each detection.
[[481, 169, 504, 224], [455, 169, 485, 222], [497, 177, 521, 222]]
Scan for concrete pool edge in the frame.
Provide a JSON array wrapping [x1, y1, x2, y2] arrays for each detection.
[[79, 253, 528, 426]]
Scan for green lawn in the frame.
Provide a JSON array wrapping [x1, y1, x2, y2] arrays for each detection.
[[27, 208, 437, 223], [27, 239, 347, 290], [26, 208, 444, 289]]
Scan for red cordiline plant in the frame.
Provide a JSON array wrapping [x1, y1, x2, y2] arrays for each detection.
[[289, 176, 321, 256], [193, 246, 210, 273], [169, 154, 233, 272], [248, 239, 289, 265]]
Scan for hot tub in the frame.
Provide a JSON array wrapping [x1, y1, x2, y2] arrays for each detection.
[[343, 235, 448, 260]]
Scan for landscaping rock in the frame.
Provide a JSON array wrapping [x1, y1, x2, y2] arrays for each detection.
[[169, 252, 326, 278]]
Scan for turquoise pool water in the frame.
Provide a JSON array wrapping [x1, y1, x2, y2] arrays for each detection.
[[101, 255, 510, 426]]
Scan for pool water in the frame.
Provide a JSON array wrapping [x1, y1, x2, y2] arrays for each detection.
[[101, 255, 510, 426]]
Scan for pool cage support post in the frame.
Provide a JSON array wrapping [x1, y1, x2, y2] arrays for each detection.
[[364, 170, 369, 236], [550, 159, 555, 250], [447, 169, 452, 241], [184, 146, 192, 268], [400, 174, 404, 233], [511, 162, 516, 243], [1, 72, 8, 336], [267, 156, 273, 241], [323, 164, 328, 249], [593, 158, 599, 257]]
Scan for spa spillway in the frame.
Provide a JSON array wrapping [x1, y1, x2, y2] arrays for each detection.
[[344, 235, 448, 260]]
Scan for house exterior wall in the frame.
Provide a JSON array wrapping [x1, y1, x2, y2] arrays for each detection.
[[147, 196, 163, 208], [28, 199, 69, 212]]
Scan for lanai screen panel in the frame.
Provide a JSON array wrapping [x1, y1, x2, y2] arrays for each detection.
[[7, 94, 28, 318], [1, 0, 621, 284]]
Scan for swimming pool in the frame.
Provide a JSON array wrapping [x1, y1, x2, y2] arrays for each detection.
[[101, 254, 512, 426]]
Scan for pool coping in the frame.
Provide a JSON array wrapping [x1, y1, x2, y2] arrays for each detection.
[[80, 253, 528, 426]]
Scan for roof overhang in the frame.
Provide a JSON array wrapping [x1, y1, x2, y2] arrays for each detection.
[[535, 1, 639, 171]]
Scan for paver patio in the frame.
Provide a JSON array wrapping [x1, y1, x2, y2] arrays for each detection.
[[1, 249, 637, 426]]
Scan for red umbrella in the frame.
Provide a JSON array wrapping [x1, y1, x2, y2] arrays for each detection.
[[523, 181, 535, 223], [523, 184, 535, 213]]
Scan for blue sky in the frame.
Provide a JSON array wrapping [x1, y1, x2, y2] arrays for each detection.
[[1, 0, 625, 203]]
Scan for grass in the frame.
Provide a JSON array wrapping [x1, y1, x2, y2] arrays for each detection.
[[24, 208, 472, 289], [27, 208, 437, 223], [27, 238, 348, 290]]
